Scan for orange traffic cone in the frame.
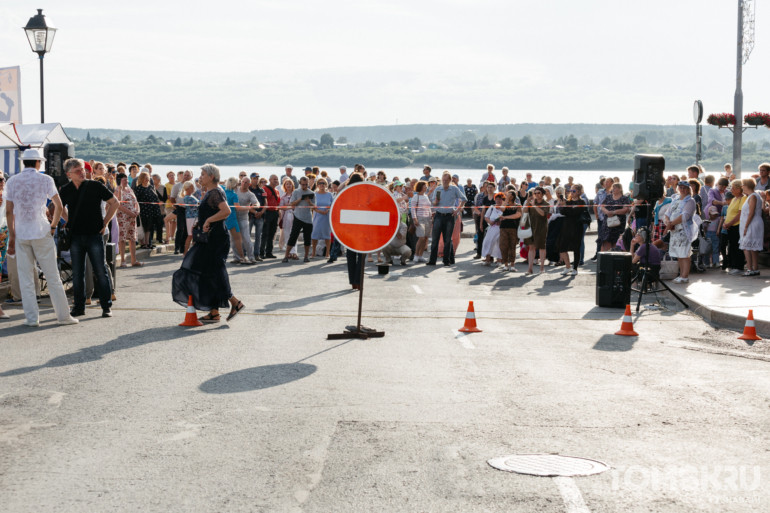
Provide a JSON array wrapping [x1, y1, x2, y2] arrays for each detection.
[[738, 309, 762, 341], [615, 304, 639, 336], [459, 301, 482, 333], [179, 295, 203, 327]]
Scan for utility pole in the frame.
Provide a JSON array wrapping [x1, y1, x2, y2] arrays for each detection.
[[733, 0, 755, 177]]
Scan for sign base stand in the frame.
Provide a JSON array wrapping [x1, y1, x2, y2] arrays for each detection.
[[327, 252, 384, 340], [327, 326, 385, 340]]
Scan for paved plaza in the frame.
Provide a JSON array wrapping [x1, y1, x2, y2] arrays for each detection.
[[1, 241, 768, 512]]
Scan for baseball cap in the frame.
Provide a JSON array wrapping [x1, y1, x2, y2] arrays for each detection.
[[250, 172, 258, 178]]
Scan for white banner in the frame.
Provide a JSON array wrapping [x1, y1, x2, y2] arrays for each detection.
[[0, 66, 22, 124]]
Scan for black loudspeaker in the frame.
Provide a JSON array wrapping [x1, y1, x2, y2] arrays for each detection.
[[633, 154, 665, 201], [596, 252, 632, 308], [44, 142, 75, 189]]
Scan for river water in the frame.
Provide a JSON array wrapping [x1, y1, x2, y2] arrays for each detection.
[[151, 164, 640, 192]]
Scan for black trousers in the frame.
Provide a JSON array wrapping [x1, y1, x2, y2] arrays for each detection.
[[154, 216, 165, 243], [429, 213, 455, 264], [175, 207, 187, 252], [727, 225, 745, 270], [261, 210, 279, 256], [346, 250, 365, 285], [288, 219, 312, 247]]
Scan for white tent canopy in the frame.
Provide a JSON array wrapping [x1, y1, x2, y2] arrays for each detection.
[[15, 123, 72, 147], [0, 122, 73, 177]]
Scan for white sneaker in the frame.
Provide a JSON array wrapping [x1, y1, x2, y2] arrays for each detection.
[[673, 276, 689, 283], [23, 320, 39, 327], [728, 269, 743, 276], [569, 269, 578, 276], [560, 268, 570, 275], [498, 264, 507, 270], [58, 317, 80, 325]]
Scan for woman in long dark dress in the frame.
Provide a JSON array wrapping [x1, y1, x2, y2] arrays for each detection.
[[557, 185, 588, 276], [172, 163, 244, 323], [134, 171, 162, 249]]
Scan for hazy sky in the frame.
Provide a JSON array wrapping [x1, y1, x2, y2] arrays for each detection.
[[1, 1, 766, 132]]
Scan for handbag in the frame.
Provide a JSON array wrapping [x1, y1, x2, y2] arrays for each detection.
[[517, 212, 532, 239], [58, 183, 87, 251], [580, 207, 592, 226], [192, 227, 209, 244], [659, 254, 679, 280], [606, 215, 621, 228]]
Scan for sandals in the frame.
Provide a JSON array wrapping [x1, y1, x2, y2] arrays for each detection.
[[227, 301, 245, 321], [131, 261, 143, 267], [199, 312, 220, 323]]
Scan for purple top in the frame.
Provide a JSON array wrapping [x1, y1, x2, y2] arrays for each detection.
[[636, 244, 662, 265]]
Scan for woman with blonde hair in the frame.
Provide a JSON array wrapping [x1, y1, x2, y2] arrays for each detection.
[[279, 177, 298, 259], [224, 176, 247, 264], [739, 177, 764, 276], [172, 164, 244, 323], [410, 181, 432, 262], [115, 172, 142, 267], [524, 187, 549, 275]]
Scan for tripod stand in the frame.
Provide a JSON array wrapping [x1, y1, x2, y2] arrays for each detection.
[[631, 217, 688, 313]]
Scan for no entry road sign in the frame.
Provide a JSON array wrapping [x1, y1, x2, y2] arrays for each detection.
[[330, 182, 400, 253]]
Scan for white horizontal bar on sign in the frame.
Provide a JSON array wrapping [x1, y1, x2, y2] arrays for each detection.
[[339, 209, 390, 226]]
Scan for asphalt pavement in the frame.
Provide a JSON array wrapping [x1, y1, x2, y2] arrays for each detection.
[[0, 238, 768, 512]]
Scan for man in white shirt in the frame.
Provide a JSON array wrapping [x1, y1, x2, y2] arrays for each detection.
[[339, 166, 349, 183], [5, 149, 78, 327]]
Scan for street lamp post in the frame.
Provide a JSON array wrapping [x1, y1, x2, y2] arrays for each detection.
[[23, 9, 57, 124]]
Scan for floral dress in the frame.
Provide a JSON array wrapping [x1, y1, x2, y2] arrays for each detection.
[[598, 194, 631, 244], [116, 186, 139, 241]]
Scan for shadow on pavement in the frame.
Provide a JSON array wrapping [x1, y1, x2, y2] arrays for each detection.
[[0, 325, 206, 377], [256, 289, 351, 312], [592, 333, 637, 352], [199, 363, 317, 394]]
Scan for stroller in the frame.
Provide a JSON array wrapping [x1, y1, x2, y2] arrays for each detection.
[[689, 219, 710, 273]]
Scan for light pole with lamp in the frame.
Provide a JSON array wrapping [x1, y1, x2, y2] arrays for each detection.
[[23, 9, 57, 124]]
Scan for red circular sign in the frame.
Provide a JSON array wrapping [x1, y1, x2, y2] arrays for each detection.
[[330, 182, 400, 253]]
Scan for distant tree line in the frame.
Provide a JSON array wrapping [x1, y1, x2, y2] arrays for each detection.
[[74, 129, 770, 171]]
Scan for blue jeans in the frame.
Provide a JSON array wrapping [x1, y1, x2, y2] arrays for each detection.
[[71, 233, 113, 311], [238, 217, 254, 261], [250, 216, 264, 258]]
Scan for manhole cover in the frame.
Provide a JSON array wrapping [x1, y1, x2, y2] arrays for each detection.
[[488, 453, 610, 477]]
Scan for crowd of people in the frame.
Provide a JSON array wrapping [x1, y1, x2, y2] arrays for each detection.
[[2, 157, 769, 324]]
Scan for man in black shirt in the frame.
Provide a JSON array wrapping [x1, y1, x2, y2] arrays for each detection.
[[59, 158, 119, 318], [261, 174, 281, 259]]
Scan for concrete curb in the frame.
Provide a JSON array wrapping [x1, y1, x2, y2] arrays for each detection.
[[678, 293, 769, 338]]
